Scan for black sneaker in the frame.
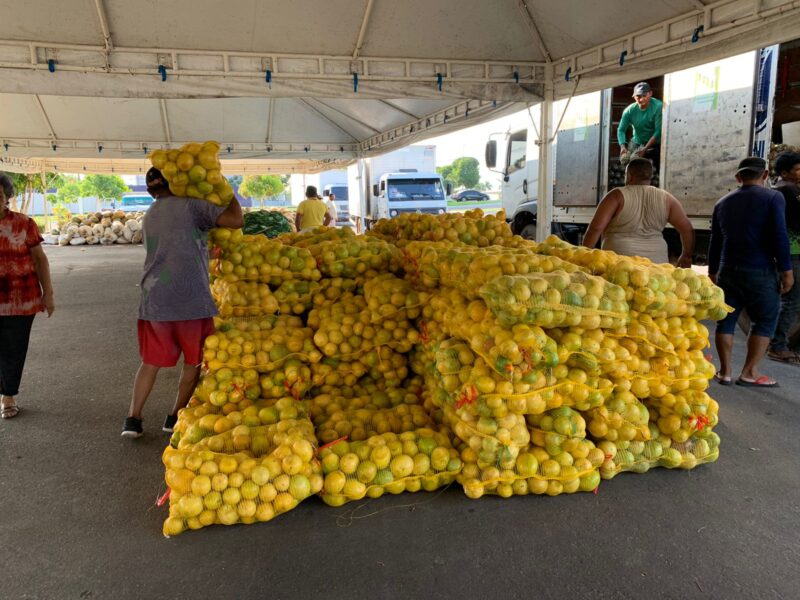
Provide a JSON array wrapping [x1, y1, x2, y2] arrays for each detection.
[[121, 416, 143, 439], [162, 414, 178, 433]]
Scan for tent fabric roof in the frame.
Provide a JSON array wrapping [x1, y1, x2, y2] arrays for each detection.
[[1, 0, 800, 173]]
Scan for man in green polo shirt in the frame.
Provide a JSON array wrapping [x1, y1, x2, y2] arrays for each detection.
[[618, 82, 663, 173]]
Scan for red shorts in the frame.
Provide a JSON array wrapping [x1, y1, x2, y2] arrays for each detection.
[[137, 318, 215, 368]]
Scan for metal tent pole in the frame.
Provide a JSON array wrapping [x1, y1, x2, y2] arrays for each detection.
[[536, 63, 554, 242]]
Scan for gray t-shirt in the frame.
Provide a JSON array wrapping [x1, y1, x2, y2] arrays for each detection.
[[139, 195, 225, 321]]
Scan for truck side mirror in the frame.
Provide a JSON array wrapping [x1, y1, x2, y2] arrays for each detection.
[[446, 182, 453, 195], [485, 140, 497, 169], [372, 184, 379, 196]]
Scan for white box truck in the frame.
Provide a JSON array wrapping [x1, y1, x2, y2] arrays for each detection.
[[485, 43, 795, 262], [347, 145, 450, 230]]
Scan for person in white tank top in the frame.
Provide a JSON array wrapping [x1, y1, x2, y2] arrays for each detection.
[[583, 158, 694, 266]]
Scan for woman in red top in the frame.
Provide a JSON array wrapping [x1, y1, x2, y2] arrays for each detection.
[[0, 173, 55, 419]]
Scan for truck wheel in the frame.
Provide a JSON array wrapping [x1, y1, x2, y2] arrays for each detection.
[[520, 223, 537, 240]]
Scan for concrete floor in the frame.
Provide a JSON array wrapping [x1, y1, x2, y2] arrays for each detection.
[[1, 245, 799, 600]]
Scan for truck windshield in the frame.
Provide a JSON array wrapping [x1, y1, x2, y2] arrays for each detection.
[[329, 186, 348, 201], [387, 178, 444, 200]]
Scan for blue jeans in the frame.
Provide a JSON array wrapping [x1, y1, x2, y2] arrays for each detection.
[[715, 265, 780, 338], [771, 260, 800, 351]]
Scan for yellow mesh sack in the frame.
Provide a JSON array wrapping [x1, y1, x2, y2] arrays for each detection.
[[597, 427, 720, 479], [209, 234, 321, 285], [314, 405, 435, 444], [310, 237, 401, 278], [479, 271, 629, 329], [212, 280, 279, 317], [161, 438, 322, 536], [172, 397, 306, 449], [202, 316, 321, 372], [368, 209, 514, 248], [457, 439, 603, 499], [318, 429, 462, 507], [645, 390, 720, 444], [403, 241, 583, 293], [272, 279, 320, 315]]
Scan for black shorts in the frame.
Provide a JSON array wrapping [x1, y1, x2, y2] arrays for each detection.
[[715, 265, 780, 337]]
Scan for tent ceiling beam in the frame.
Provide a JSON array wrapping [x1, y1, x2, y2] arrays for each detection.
[[377, 100, 420, 120], [297, 98, 359, 142], [92, 0, 113, 51], [552, 0, 800, 97], [515, 0, 552, 62], [266, 98, 274, 144], [159, 99, 172, 144], [1, 138, 360, 154], [360, 98, 502, 152], [0, 155, 355, 176], [352, 0, 375, 59], [0, 39, 544, 87], [310, 99, 382, 135], [32, 94, 57, 141]]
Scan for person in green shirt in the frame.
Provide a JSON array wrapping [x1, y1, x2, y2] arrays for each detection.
[[617, 82, 663, 173]]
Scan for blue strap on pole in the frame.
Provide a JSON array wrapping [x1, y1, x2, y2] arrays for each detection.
[[265, 69, 272, 88], [48, 59, 55, 72], [513, 71, 519, 84], [98, 145, 103, 153], [692, 25, 704, 43], [493, 100, 497, 108], [158, 65, 167, 81], [353, 72, 359, 93], [437, 73, 443, 91], [564, 67, 572, 82], [143, 146, 148, 155], [619, 51, 627, 66]]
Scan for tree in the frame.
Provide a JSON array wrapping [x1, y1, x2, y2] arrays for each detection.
[[227, 175, 243, 189], [53, 176, 83, 206], [80, 174, 128, 204], [474, 180, 494, 192], [238, 175, 285, 208], [436, 164, 455, 189], [437, 157, 481, 190], [451, 157, 480, 189], [7, 172, 62, 214]]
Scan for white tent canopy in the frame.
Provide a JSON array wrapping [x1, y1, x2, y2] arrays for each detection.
[[1, 0, 800, 174]]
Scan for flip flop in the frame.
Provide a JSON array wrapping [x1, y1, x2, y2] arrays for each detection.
[[767, 351, 800, 365], [0, 405, 20, 419], [714, 372, 732, 386], [736, 376, 779, 388]]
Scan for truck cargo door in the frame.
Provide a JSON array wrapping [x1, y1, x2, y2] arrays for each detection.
[[553, 92, 603, 207], [661, 52, 757, 218]]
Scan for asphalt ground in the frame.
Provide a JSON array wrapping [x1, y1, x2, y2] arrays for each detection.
[[1, 245, 799, 600]]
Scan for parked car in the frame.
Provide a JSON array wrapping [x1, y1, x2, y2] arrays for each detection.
[[451, 189, 489, 202], [119, 194, 154, 212]]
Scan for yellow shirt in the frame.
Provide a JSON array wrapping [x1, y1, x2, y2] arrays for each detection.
[[297, 198, 328, 230]]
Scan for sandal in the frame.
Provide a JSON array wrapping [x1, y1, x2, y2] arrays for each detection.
[[767, 350, 800, 365], [714, 372, 732, 386], [736, 376, 779, 388], [1, 404, 20, 419]]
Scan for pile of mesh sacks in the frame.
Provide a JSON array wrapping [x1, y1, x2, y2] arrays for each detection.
[[160, 206, 727, 535]]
